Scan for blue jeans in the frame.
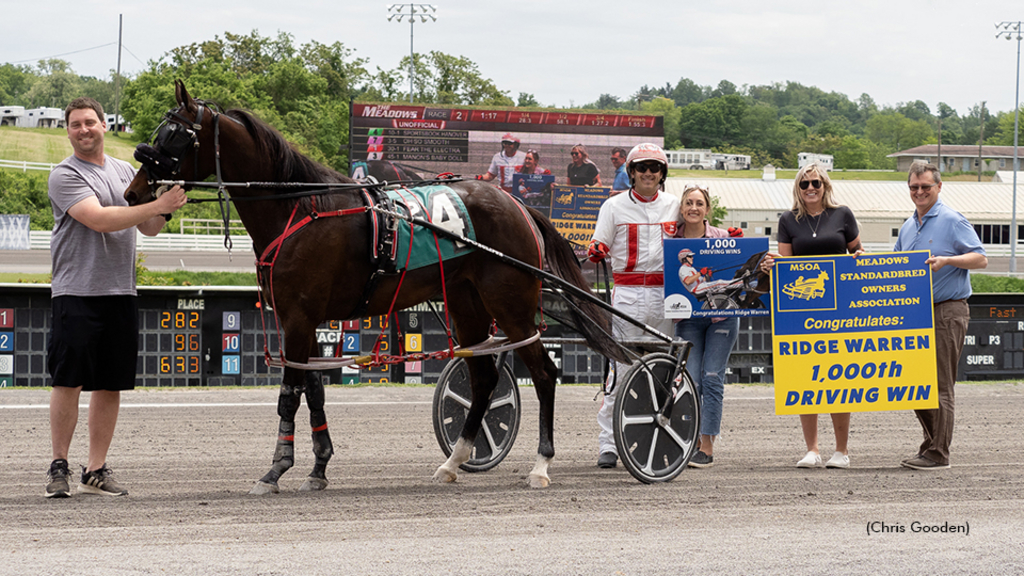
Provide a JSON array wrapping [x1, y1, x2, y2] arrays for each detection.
[[675, 316, 739, 437]]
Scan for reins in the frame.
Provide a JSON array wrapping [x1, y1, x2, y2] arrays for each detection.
[[139, 104, 665, 372]]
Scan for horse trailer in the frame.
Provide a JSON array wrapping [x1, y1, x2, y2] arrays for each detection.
[[798, 152, 834, 171], [665, 149, 715, 170], [711, 153, 752, 171]]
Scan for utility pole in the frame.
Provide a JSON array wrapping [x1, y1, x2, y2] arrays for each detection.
[[387, 3, 438, 103], [996, 21, 1022, 272], [978, 101, 986, 182], [113, 15, 123, 134], [937, 116, 942, 172]]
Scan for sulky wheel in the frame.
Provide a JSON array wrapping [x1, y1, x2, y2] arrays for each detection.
[[432, 357, 521, 472], [613, 352, 700, 483], [702, 293, 739, 311]]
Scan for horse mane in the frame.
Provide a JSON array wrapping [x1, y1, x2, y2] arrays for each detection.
[[224, 108, 352, 187]]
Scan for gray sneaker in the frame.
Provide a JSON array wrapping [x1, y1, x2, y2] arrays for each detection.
[[79, 465, 128, 496], [688, 451, 714, 469], [45, 459, 72, 499]]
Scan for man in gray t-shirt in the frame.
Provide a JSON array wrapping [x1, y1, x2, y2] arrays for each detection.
[[44, 97, 187, 499]]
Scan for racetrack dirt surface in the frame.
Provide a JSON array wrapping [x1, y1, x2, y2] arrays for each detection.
[[2, 383, 1022, 576]]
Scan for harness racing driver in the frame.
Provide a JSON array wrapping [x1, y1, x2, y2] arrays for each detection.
[[587, 142, 679, 468]]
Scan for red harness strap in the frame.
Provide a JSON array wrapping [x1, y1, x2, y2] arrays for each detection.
[[255, 197, 370, 365]]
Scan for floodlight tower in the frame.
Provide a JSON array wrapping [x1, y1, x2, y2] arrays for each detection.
[[387, 3, 438, 103], [995, 21, 1019, 270]]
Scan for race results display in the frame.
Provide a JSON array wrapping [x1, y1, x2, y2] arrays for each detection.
[[349, 102, 663, 186]]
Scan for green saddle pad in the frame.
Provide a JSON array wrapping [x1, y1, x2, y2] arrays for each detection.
[[384, 185, 477, 271]]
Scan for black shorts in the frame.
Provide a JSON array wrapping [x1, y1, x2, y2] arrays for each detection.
[[47, 296, 139, 391]]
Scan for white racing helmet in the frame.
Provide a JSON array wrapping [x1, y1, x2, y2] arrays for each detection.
[[626, 142, 668, 187], [678, 248, 694, 263], [500, 133, 521, 151]]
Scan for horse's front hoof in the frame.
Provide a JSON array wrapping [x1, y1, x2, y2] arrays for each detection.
[[249, 480, 280, 495], [299, 477, 328, 492], [432, 466, 458, 484], [528, 455, 552, 488]]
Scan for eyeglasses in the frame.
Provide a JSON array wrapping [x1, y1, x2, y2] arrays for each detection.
[[570, 151, 581, 156], [799, 179, 822, 190], [909, 184, 936, 192], [633, 162, 663, 174]]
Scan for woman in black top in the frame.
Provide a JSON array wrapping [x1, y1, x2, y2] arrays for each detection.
[[763, 162, 863, 470], [566, 144, 601, 186]]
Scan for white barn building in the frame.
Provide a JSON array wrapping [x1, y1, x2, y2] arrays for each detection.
[[665, 177, 1019, 251]]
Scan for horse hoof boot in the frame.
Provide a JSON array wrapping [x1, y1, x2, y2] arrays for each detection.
[[299, 477, 328, 492], [249, 480, 280, 495], [432, 466, 458, 484]]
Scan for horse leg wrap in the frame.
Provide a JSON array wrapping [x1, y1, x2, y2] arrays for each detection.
[[257, 389, 302, 485], [304, 374, 334, 481], [259, 420, 296, 485], [309, 411, 334, 480]]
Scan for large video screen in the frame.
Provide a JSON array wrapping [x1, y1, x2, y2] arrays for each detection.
[[349, 103, 664, 256], [349, 103, 663, 186]]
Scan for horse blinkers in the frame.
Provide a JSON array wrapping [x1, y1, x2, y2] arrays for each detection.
[[133, 104, 207, 196]]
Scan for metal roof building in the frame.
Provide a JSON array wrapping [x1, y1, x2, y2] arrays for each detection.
[[665, 177, 1019, 248]]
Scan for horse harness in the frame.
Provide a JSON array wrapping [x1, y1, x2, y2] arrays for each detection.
[[134, 102, 549, 370], [255, 186, 404, 321]]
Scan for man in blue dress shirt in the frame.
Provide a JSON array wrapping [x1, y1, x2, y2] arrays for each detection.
[[609, 147, 630, 197], [894, 162, 987, 470]]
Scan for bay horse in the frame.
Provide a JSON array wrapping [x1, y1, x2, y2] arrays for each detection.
[[734, 250, 770, 308], [125, 80, 625, 493], [359, 159, 425, 182]]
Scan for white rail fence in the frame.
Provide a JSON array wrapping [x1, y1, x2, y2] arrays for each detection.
[[0, 159, 59, 172], [29, 230, 253, 252]]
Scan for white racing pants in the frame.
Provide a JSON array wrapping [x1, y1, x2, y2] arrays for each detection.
[[597, 285, 673, 455]]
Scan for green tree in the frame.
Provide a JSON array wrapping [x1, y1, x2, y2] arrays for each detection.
[[0, 63, 37, 105], [120, 31, 366, 172], [640, 97, 681, 149], [670, 78, 710, 107], [586, 93, 622, 110], [0, 170, 54, 230], [711, 80, 738, 98], [833, 135, 869, 169], [866, 111, 933, 152], [517, 92, 539, 107], [365, 51, 512, 106], [737, 104, 806, 160], [25, 59, 81, 108], [991, 106, 1024, 146], [679, 95, 747, 148]]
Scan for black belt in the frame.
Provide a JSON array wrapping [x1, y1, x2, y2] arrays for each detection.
[[934, 298, 967, 306]]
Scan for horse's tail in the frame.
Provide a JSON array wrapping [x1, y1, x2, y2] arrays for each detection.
[[526, 207, 630, 365]]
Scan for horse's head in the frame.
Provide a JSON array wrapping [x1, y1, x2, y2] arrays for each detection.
[[125, 80, 215, 206]]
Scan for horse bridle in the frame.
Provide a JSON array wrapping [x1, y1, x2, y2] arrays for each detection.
[[134, 101, 226, 196], [134, 100, 234, 248]]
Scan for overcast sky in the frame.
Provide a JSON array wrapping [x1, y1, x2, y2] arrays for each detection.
[[5, 0, 1023, 116]]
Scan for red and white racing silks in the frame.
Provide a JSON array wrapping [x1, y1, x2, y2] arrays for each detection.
[[590, 189, 680, 286], [486, 150, 527, 191], [592, 187, 679, 456]]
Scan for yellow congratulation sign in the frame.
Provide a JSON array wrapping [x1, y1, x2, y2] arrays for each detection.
[[770, 251, 938, 415]]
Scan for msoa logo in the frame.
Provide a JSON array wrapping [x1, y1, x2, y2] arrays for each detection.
[[777, 260, 837, 313]]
